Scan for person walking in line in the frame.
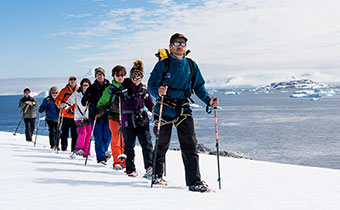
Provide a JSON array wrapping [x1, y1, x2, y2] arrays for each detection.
[[66, 78, 92, 158], [147, 33, 219, 192], [82, 68, 112, 165], [38, 86, 60, 149], [113, 60, 154, 177], [97, 65, 126, 170], [55, 76, 78, 151], [18, 88, 40, 142]]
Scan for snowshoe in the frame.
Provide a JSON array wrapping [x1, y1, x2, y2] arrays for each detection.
[[143, 166, 153, 179], [69, 152, 76, 159], [75, 149, 84, 156], [152, 177, 167, 186], [127, 171, 138, 177], [98, 161, 107, 165], [113, 164, 123, 170], [104, 151, 112, 161], [188, 181, 209, 193]]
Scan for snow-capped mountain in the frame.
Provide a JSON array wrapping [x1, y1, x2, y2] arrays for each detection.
[[256, 79, 329, 92]]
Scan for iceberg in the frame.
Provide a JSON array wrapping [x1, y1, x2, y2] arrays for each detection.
[[289, 89, 336, 99]]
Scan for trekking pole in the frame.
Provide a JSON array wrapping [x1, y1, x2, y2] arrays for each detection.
[[55, 109, 65, 154], [151, 96, 164, 188], [33, 112, 42, 147], [214, 105, 222, 190], [85, 115, 98, 165], [118, 96, 127, 162], [13, 104, 29, 136]]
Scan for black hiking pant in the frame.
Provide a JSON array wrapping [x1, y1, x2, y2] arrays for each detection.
[[123, 124, 153, 172], [153, 116, 201, 186], [46, 120, 58, 148], [60, 117, 77, 151], [24, 118, 36, 141]]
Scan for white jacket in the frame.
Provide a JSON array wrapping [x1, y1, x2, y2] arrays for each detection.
[[66, 89, 89, 121]]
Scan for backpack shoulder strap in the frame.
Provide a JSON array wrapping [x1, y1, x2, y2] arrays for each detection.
[[186, 57, 195, 93], [160, 57, 170, 86]]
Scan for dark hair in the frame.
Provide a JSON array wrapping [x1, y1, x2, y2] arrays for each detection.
[[80, 78, 91, 90], [130, 60, 144, 79], [112, 65, 127, 77], [24, 88, 30, 93]]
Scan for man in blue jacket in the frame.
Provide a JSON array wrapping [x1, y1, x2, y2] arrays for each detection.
[[148, 33, 219, 192]]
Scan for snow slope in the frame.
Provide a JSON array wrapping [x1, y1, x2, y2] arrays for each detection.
[[1, 131, 340, 210]]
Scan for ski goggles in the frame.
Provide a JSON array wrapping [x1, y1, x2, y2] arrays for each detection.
[[132, 77, 142, 81], [172, 41, 186, 47]]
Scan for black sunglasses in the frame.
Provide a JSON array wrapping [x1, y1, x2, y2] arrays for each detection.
[[172, 41, 186, 47], [116, 73, 125, 77]]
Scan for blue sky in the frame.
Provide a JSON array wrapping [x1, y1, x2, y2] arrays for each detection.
[[1, 0, 340, 86]]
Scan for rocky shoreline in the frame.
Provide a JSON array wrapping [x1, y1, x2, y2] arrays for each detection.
[[171, 144, 246, 159]]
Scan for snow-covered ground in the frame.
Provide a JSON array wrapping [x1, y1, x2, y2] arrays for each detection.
[[1, 131, 340, 210]]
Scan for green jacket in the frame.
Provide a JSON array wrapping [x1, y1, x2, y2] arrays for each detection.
[[97, 79, 121, 122], [18, 96, 40, 119]]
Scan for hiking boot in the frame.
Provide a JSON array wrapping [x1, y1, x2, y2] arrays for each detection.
[[75, 149, 84, 156], [188, 181, 209, 193], [143, 166, 153, 179], [127, 171, 138, 177], [113, 164, 123, 170]]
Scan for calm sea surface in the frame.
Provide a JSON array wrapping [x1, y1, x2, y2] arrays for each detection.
[[1, 91, 340, 170]]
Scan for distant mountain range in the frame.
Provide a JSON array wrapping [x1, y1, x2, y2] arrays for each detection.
[[0, 73, 337, 97]]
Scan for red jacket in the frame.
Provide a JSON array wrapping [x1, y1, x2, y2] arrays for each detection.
[[55, 84, 77, 118]]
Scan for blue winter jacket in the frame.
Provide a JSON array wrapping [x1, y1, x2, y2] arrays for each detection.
[[39, 96, 60, 122], [148, 55, 211, 118]]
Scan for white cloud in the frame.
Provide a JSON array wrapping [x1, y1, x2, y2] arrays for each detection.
[[63, 13, 93, 19], [55, 0, 340, 84]]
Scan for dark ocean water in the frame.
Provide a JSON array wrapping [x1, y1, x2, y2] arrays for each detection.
[[1, 91, 340, 170]]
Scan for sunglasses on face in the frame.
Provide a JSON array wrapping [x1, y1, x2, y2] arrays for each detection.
[[96, 73, 104, 77], [133, 78, 142, 81], [172, 41, 186, 47], [116, 73, 125, 77], [82, 84, 89, 87]]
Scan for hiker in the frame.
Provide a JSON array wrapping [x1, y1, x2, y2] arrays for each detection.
[[66, 78, 92, 158], [97, 65, 126, 170], [81, 67, 112, 165], [147, 33, 219, 192], [55, 76, 78, 152], [18, 88, 40, 142], [38, 86, 60, 149], [113, 60, 154, 177]]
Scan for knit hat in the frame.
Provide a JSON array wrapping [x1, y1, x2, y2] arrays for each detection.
[[130, 60, 144, 79], [23, 88, 30, 93], [94, 67, 105, 76]]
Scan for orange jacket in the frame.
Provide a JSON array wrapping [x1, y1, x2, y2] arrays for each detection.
[[55, 84, 77, 118]]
